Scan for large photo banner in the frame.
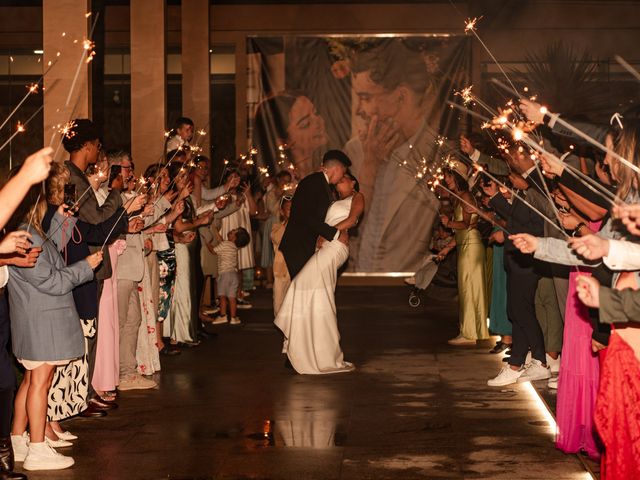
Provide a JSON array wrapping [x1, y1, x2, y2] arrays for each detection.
[[247, 35, 471, 273]]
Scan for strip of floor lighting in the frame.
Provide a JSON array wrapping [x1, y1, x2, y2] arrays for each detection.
[[522, 382, 597, 480]]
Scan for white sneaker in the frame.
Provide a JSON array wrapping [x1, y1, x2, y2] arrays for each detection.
[[203, 306, 220, 316], [23, 442, 74, 470], [546, 354, 561, 374], [448, 335, 475, 346], [11, 432, 29, 462], [211, 315, 228, 325], [517, 359, 551, 383], [45, 436, 72, 448], [118, 374, 157, 391], [52, 429, 77, 441], [230, 317, 241, 325], [548, 377, 558, 389], [236, 300, 252, 310], [488, 366, 523, 386]]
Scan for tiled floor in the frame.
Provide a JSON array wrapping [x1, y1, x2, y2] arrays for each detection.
[[19, 285, 590, 479]]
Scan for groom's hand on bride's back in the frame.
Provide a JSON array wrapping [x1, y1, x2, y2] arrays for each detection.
[[338, 229, 349, 245]]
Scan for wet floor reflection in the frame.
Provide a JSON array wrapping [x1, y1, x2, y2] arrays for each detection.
[[246, 379, 348, 448]]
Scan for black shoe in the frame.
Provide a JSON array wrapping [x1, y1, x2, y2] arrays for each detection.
[[284, 358, 293, 370], [79, 405, 107, 418], [160, 345, 181, 356], [198, 329, 217, 340], [88, 397, 118, 411], [490, 342, 511, 354], [501, 355, 511, 363], [0, 437, 14, 473], [505, 349, 512, 356], [0, 470, 26, 480]]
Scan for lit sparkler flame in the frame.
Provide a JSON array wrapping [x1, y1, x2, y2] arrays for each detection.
[[197, 129, 206, 136], [59, 120, 77, 139], [250, 147, 258, 155], [16, 122, 25, 133], [513, 128, 524, 141], [28, 83, 39, 94], [455, 85, 474, 105], [464, 16, 481, 33]]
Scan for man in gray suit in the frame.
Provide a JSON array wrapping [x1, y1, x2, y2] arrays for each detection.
[[107, 152, 155, 391]]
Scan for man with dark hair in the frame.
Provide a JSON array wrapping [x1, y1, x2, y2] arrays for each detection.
[[344, 40, 440, 272], [166, 117, 194, 153], [279, 150, 349, 279], [63, 119, 146, 415]]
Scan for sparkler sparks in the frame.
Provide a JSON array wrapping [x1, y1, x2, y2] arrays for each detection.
[[59, 120, 77, 139], [455, 85, 474, 105], [16, 122, 25, 133], [464, 16, 481, 33]]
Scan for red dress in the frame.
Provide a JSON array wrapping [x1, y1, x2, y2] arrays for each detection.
[[595, 332, 640, 480]]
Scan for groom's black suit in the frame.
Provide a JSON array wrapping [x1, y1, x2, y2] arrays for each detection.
[[280, 172, 337, 279]]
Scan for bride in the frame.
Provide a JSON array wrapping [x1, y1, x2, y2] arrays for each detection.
[[274, 171, 364, 374]]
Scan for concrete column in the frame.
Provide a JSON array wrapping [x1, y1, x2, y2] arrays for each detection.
[[42, 0, 91, 161], [181, 0, 211, 157], [130, 0, 166, 173]]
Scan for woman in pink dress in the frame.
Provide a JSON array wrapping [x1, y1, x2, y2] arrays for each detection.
[[554, 218, 602, 459]]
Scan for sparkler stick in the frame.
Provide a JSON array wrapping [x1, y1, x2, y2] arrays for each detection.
[[65, 15, 99, 108], [614, 55, 640, 83], [0, 105, 44, 154], [449, 99, 619, 206], [431, 179, 511, 236], [100, 175, 151, 252], [490, 78, 640, 175], [464, 17, 519, 97], [472, 164, 569, 237], [51, 13, 100, 159], [0, 58, 58, 134]]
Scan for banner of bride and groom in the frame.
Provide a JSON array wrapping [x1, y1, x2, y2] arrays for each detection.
[[247, 35, 471, 274]]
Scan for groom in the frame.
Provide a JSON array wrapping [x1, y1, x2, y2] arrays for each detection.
[[280, 150, 351, 279]]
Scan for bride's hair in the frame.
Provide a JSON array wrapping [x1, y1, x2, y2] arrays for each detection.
[[345, 171, 360, 192]]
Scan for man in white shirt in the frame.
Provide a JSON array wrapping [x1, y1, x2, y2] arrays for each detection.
[[165, 117, 194, 153]]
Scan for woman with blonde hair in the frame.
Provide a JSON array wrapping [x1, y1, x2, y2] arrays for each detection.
[[7, 176, 102, 471]]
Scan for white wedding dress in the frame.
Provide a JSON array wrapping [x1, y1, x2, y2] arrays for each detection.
[[274, 196, 355, 374]]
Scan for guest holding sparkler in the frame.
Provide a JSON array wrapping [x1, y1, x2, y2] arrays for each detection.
[[165, 117, 194, 154], [144, 163, 185, 355], [6, 178, 102, 471], [41, 162, 129, 440], [439, 160, 489, 346], [482, 150, 549, 387]]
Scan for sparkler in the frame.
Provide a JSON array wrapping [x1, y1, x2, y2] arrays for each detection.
[[454, 85, 474, 106], [462, 17, 519, 96], [490, 77, 640, 175], [614, 55, 640, 83], [0, 105, 44, 154], [431, 178, 511, 236]]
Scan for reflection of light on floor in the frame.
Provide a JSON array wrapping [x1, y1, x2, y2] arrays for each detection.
[[522, 382, 557, 436], [522, 383, 597, 480]]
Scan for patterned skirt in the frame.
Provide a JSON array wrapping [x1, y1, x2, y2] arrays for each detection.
[[47, 318, 95, 421], [157, 248, 176, 324]]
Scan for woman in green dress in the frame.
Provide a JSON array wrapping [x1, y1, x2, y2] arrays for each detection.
[[440, 160, 489, 345]]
